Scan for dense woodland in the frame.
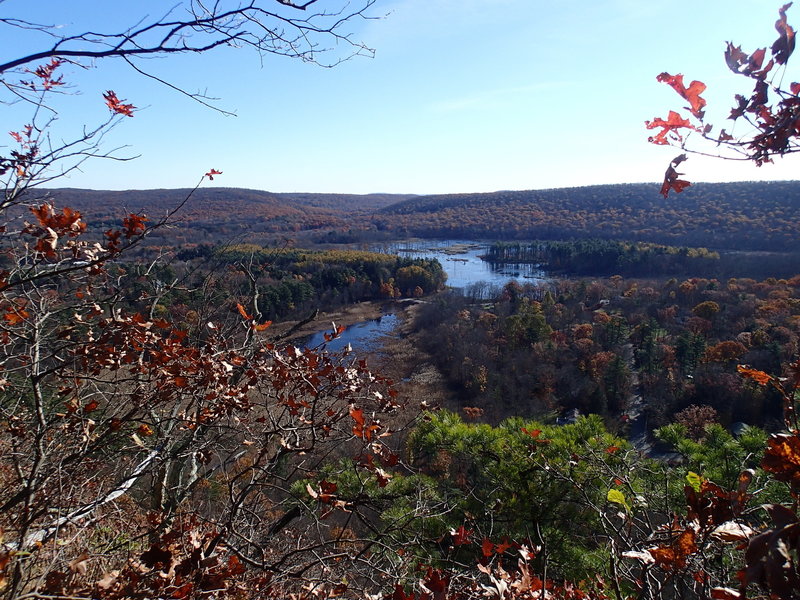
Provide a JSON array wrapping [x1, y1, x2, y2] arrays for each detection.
[[4, 184, 800, 599], [6, 3, 800, 598], [411, 275, 798, 429], [43, 181, 800, 254]]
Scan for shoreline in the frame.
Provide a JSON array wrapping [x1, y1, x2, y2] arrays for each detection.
[[268, 300, 398, 345]]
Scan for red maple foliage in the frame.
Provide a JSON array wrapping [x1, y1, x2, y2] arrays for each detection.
[[103, 90, 136, 117]]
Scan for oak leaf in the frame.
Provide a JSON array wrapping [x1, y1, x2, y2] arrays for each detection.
[[103, 91, 136, 117], [657, 72, 707, 118], [762, 433, 800, 488]]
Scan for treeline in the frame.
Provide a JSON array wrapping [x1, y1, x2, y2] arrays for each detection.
[[485, 239, 721, 276], [39, 187, 414, 247], [122, 244, 446, 331], [411, 274, 800, 431], [37, 181, 800, 254], [373, 182, 800, 252]]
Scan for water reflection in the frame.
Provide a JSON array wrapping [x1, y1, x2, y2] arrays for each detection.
[[370, 240, 546, 291], [302, 313, 399, 353]]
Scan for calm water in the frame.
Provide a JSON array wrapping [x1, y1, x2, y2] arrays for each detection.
[[371, 239, 546, 291], [302, 313, 399, 353], [305, 240, 548, 352]]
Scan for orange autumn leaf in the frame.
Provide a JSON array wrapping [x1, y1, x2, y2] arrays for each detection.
[[103, 90, 136, 117], [649, 529, 698, 571], [236, 303, 252, 320], [646, 111, 696, 146], [350, 405, 365, 438], [254, 320, 272, 332], [521, 427, 542, 438], [121, 213, 147, 238], [657, 72, 707, 118], [3, 307, 29, 325], [762, 433, 800, 488], [737, 364, 772, 385]]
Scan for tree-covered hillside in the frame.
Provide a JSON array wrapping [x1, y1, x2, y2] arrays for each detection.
[[374, 182, 800, 250]]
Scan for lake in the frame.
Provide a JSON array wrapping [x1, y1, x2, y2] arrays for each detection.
[[302, 313, 399, 353], [370, 239, 547, 292], [304, 240, 548, 352]]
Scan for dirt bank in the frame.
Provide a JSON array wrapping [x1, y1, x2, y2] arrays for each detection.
[[269, 299, 457, 424]]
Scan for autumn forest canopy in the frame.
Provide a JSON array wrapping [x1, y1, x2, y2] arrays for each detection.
[[5, 2, 800, 600]]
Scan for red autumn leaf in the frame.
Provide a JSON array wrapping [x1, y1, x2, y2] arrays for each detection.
[[205, 169, 223, 180], [308, 479, 339, 503], [657, 72, 707, 118], [103, 90, 136, 117], [772, 2, 796, 65], [24, 58, 64, 90], [724, 43, 749, 72], [646, 110, 696, 145], [451, 524, 472, 546], [121, 213, 147, 238], [718, 129, 734, 142], [481, 538, 494, 557], [660, 153, 691, 198], [254, 320, 272, 331], [605, 445, 620, 454], [725, 44, 775, 79]]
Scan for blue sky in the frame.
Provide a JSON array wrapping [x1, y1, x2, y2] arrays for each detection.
[[2, 0, 799, 194]]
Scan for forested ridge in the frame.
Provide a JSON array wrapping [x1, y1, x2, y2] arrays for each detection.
[[39, 187, 416, 246], [375, 182, 800, 250], [46, 181, 800, 251]]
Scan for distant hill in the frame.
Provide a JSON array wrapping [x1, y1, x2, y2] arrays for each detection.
[[24, 182, 800, 252], [39, 187, 414, 220], [373, 181, 800, 251], [30, 187, 415, 245]]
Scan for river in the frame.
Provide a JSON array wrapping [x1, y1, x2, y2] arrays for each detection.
[[371, 239, 547, 291], [304, 240, 548, 352]]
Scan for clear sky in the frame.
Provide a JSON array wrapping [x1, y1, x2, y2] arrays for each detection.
[[2, 0, 799, 194]]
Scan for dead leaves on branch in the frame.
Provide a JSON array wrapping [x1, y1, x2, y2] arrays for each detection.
[[659, 153, 691, 198], [649, 3, 800, 196], [103, 90, 136, 117], [656, 73, 707, 119]]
